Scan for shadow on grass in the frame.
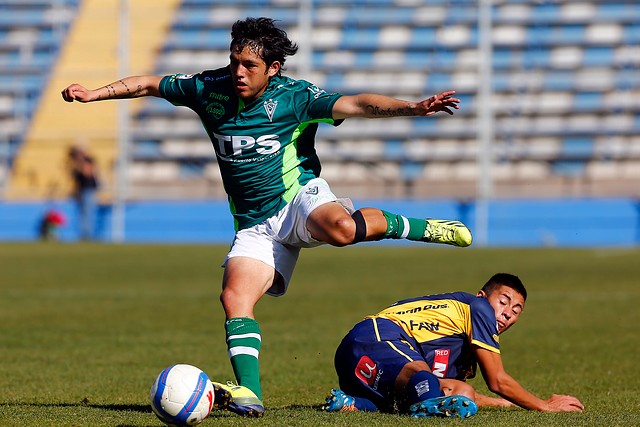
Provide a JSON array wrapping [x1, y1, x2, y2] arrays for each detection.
[[0, 401, 152, 413], [0, 401, 332, 426]]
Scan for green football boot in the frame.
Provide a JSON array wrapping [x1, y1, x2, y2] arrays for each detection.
[[424, 219, 472, 247]]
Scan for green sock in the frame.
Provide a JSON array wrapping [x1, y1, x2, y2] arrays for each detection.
[[225, 317, 262, 400], [381, 210, 427, 241]]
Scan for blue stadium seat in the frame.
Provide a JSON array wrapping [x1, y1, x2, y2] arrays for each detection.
[[407, 27, 437, 50], [527, 24, 585, 46], [0, 10, 47, 27], [551, 160, 586, 177], [400, 161, 424, 181], [492, 49, 515, 69], [623, 23, 640, 43], [165, 29, 230, 50], [561, 137, 594, 160], [340, 27, 380, 50], [179, 162, 206, 178], [353, 51, 374, 67], [344, 7, 414, 26], [133, 140, 163, 159], [583, 47, 614, 67], [530, 3, 560, 23], [436, 49, 460, 68], [597, 2, 640, 22], [543, 71, 575, 91], [384, 139, 405, 160], [573, 92, 602, 112], [417, 50, 458, 71], [442, 3, 477, 25], [426, 73, 452, 91], [522, 48, 550, 68]]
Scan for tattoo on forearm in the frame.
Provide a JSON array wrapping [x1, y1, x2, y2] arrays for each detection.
[[100, 81, 142, 99], [118, 79, 131, 95], [365, 104, 414, 117], [106, 84, 116, 98]]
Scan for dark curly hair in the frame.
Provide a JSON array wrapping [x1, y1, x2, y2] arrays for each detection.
[[230, 17, 298, 76]]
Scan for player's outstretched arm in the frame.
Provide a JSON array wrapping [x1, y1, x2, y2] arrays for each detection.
[[474, 392, 515, 408], [476, 347, 584, 412], [61, 75, 163, 103], [332, 91, 460, 120]]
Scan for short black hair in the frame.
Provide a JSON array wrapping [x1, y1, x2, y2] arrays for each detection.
[[230, 17, 298, 76], [481, 273, 527, 301]]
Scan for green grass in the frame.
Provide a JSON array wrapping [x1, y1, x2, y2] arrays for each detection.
[[1, 243, 639, 426]]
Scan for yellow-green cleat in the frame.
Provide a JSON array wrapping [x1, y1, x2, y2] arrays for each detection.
[[423, 219, 472, 247], [212, 381, 264, 418]]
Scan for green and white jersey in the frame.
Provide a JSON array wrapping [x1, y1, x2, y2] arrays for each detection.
[[159, 66, 343, 230]]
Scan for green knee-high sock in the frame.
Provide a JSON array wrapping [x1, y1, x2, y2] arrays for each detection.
[[381, 210, 427, 241], [225, 317, 262, 400]]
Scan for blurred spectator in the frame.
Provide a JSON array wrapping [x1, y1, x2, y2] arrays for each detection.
[[68, 145, 99, 240], [39, 208, 66, 241]]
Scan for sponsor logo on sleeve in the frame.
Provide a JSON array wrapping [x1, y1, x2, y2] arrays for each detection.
[[307, 85, 327, 99], [176, 73, 195, 80]]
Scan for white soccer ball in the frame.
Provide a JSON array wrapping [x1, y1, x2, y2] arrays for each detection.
[[149, 364, 215, 426]]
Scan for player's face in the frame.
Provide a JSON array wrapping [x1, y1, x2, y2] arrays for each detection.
[[229, 45, 280, 103], [479, 285, 525, 335]]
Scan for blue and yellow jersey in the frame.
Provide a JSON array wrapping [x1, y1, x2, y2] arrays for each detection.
[[159, 67, 343, 230], [370, 292, 500, 380]]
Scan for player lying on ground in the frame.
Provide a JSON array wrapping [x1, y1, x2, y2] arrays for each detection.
[[61, 17, 472, 417], [323, 273, 585, 418]]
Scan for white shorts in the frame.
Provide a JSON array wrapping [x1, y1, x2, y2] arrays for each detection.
[[224, 178, 354, 297]]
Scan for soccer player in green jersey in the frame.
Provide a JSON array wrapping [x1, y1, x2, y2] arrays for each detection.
[[62, 17, 472, 417]]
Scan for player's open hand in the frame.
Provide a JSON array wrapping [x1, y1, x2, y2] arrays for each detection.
[[61, 83, 93, 103], [418, 90, 460, 116], [544, 394, 585, 412]]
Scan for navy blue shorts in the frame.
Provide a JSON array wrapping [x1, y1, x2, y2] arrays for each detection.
[[334, 317, 424, 411]]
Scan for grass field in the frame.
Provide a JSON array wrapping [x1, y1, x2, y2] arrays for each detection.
[[1, 243, 639, 426]]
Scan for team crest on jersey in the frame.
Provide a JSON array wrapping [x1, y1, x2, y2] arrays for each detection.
[[206, 102, 225, 119], [263, 99, 278, 122]]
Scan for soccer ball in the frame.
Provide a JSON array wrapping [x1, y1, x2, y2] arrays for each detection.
[[149, 364, 215, 426]]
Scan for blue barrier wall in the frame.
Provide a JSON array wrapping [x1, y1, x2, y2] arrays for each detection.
[[1, 198, 638, 246]]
